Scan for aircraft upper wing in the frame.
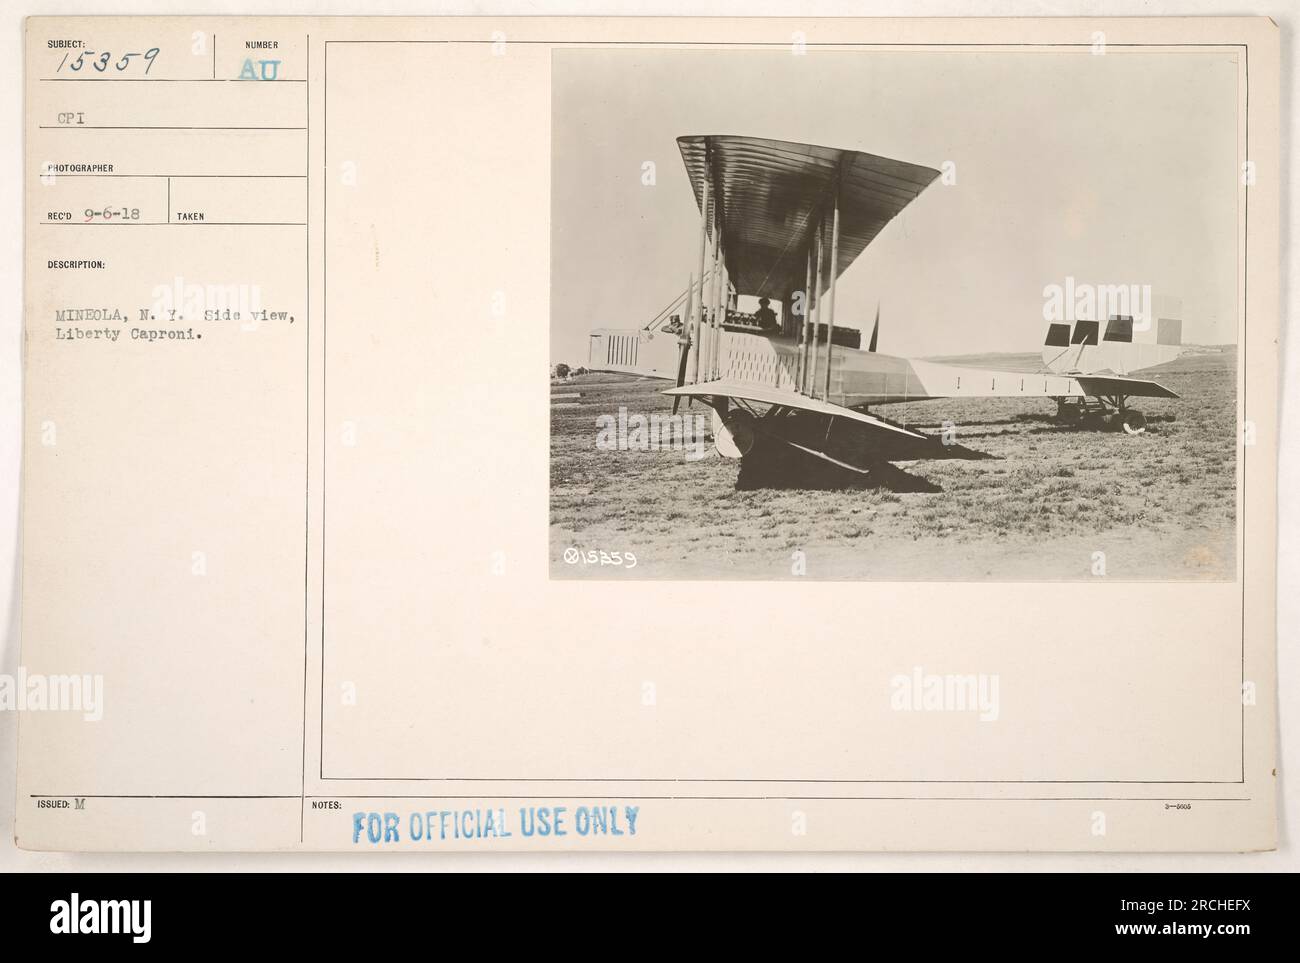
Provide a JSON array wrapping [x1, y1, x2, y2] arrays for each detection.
[[677, 135, 941, 301]]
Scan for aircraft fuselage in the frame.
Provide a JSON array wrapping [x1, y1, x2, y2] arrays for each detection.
[[716, 330, 1086, 407]]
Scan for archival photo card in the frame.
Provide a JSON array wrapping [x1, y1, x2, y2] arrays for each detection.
[[15, 15, 1278, 854]]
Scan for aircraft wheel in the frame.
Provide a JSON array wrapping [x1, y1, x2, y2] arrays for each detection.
[[717, 409, 758, 457], [1118, 410, 1147, 435], [1055, 402, 1082, 425]]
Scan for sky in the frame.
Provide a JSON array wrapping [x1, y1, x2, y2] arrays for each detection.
[[550, 47, 1241, 364]]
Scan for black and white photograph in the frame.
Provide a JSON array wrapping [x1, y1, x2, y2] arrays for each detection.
[[550, 47, 1241, 580]]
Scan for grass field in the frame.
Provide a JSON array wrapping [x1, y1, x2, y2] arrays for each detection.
[[550, 346, 1238, 580]]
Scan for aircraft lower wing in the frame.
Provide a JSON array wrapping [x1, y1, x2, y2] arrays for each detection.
[[663, 379, 928, 440], [1073, 374, 1179, 399]]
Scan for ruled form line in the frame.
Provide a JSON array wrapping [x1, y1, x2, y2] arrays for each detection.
[[40, 125, 307, 130]]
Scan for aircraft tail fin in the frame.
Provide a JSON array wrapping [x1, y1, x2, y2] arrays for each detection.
[[1041, 295, 1184, 375], [1041, 321, 1075, 372]]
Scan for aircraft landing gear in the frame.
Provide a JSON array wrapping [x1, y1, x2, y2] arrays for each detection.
[[1054, 397, 1107, 429], [713, 406, 757, 457], [1054, 395, 1148, 435]]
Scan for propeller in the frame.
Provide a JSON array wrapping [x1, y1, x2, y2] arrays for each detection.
[[672, 274, 696, 414], [672, 334, 690, 414]]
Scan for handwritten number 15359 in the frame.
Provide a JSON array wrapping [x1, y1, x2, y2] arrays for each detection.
[[58, 48, 160, 74]]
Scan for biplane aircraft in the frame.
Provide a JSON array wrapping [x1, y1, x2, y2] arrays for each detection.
[[587, 134, 1183, 477]]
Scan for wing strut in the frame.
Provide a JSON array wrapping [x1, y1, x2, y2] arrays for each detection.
[[807, 221, 824, 396], [822, 168, 843, 401], [691, 172, 709, 385], [797, 243, 814, 391]]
